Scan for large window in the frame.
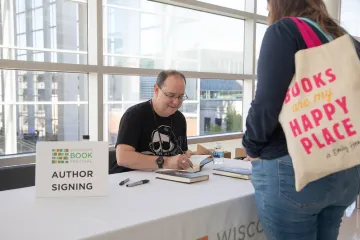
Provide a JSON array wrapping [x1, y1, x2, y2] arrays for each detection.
[[197, 0, 245, 10], [3, 0, 88, 64], [0, 0, 89, 156], [254, 23, 268, 93], [257, 0, 268, 16], [105, 75, 243, 144], [0, 70, 88, 155], [104, 75, 199, 144], [199, 79, 243, 135], [1, 0, 266, 163], [104, 1, 245, 74], [256, 23, 268, 72]]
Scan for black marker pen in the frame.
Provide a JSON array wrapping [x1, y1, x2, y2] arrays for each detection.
[[126, 179, 150, 187]]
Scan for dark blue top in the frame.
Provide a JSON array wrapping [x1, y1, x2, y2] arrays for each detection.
[[242, 18, 360, 159]]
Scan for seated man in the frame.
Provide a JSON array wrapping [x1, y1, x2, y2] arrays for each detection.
[[115, 70, 194, 170]]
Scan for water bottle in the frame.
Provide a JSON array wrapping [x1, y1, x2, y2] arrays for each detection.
[[213, 142, 224, 164]]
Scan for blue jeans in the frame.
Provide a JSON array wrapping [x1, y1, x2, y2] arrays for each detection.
[[251, 155, 360, 240]]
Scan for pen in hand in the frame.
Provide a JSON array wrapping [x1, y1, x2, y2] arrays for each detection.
[[182, 153, 193, 169], [177, 145, 193, 169], [188, 155, 193, 169]]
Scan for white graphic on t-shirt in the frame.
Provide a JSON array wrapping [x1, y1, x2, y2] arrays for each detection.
[[147, 125, 179, 156]]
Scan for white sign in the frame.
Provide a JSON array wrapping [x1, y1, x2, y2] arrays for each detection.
[[35, 141, 109, 197]]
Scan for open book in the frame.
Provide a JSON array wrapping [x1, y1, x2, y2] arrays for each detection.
[[184, 155, 213, 172], [157, 155, 213, 173]]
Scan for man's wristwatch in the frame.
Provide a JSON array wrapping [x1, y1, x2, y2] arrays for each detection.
[[156, 156, 164, 168]]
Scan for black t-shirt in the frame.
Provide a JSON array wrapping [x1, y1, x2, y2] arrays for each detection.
[[115, 100, 188, 158]]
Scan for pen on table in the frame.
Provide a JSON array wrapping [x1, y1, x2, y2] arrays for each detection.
[[119, 178, 130, 186], [126, 179, 150, 187]]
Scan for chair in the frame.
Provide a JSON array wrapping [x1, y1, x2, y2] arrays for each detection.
[[0, 164, 36, 191]]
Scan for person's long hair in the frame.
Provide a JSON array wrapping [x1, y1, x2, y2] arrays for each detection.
[[267, 0, 345, 38]]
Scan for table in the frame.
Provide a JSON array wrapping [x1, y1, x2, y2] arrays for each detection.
[[0, 159, 265, 240]]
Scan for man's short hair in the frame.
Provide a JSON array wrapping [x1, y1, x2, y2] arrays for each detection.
[[156, 70, 186, 88]]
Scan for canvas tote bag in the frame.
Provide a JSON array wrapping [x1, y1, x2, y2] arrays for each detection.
[[278, 17, 360, 191]]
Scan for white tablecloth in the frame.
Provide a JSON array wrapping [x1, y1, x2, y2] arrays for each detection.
[[0, 159, 265, 240]]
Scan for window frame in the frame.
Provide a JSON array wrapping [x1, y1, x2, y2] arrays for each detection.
[[0, 0, 269, 166]]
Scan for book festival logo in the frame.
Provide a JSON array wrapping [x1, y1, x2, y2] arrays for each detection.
[[197, 237, 208, 240], [51, 148, 93, 164]]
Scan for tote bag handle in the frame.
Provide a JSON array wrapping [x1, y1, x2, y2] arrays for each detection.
[[287, 17, 323, 48], [298, 17, 333, 42]]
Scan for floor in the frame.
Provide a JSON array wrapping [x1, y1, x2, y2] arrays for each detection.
[[339, 203, 360, 240]]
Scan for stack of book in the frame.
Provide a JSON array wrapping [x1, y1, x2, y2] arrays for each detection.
[[155, 170, 209, 183]]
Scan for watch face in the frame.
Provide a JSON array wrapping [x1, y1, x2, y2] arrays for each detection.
[[157, 157, 164, 167]]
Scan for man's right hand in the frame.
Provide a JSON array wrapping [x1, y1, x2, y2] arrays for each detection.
[[164, 154, 193, 170]]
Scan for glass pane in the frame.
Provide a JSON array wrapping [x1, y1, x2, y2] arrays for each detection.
[[257, 0, 269, 16], [50, 3, 56, 27], [200, 79, 243, 135], [0, 72, 5, 102], [341, 0, 360, 37], [17, 13, 26, 33], [33, 30, 44, 48], [108, 103, 129, 144], [1, 0, 88, 64], [16, 71, 88, 102], [104, 1, 245, 74], [105, 75, 199, 142], [16, 0, 26, 13], [256, 23, 268, 72], [197, 0, 245, 10], [255, 80, 258, 94], [17, 104, 88, 154], [32, 7, 44, 30], [17, 34, 26, 48], [33, 52, 44, 62], [0, 70, 88, 156], [105, 75, 243, 144], [33, 0, 43, 8], [106, 75, 198, 102]]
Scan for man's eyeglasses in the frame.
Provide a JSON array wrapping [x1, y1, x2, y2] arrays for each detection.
[[159, 87, 188, 101]]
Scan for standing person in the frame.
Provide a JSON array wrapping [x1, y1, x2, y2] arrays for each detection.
[[115, 70, 194, 171], [242, 0, 360, 239]]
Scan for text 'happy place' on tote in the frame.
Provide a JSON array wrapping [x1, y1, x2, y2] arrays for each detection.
[[279, 17, 360, 191]]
